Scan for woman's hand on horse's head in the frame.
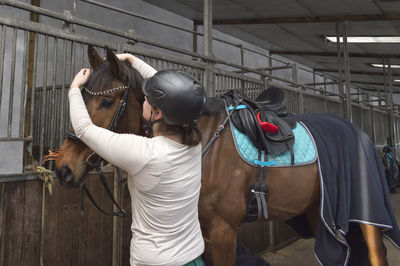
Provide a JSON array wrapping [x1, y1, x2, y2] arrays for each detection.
[[116, 53, 136, 64], [71, 68, 91, 89]]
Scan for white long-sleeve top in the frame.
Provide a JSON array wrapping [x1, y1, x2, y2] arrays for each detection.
[[68, 58, 204, 266]]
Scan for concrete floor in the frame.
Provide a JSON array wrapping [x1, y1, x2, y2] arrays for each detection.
[[262, 193, 400, 265]]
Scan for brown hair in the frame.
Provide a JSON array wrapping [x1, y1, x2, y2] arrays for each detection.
[[157, 122, 202, 146]]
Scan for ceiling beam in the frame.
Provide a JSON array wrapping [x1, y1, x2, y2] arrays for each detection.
[[313, 69, 400, 77], [269, 50, 400, 59], [194, 14, 400, 25]]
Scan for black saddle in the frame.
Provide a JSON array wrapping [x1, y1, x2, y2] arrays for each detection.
[[224, 88, 296, 157], [254, 87, 285, 113]]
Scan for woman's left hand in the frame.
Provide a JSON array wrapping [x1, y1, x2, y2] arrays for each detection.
[[70, 68, 91, 89]]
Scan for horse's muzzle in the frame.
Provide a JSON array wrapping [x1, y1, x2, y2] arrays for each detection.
[[56, 165, 75, 188]]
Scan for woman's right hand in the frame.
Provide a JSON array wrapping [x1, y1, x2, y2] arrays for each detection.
[[116, 53, 136, 64]]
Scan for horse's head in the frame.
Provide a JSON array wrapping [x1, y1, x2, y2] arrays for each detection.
[[55, 46, 144, 187]]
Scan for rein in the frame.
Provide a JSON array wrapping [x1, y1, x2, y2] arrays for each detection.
[[202, 98, 242, 157], [66, 81, 131, 217]]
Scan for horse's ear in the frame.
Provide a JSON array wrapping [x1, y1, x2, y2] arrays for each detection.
[[88, 45, 104, 70], [105, 46, 127, 82]]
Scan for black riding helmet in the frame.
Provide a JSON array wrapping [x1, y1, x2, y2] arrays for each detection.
[[142, 70, 206, 125]]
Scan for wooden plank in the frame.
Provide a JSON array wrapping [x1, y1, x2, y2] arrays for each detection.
[[273, 221, 297, 248], [101, 173, 114, 266], [43, 178, 60, 266], [2, 181, 25, 266], [86, 174, 103, 266], [238, 221, 269, 253], [56, 180, 76, 266], [72, 187, 87, 266], [21, 179, 42, 266], [0, 183, 6, 266]]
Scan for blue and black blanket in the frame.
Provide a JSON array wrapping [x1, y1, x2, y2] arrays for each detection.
[[297, 113, 400, 266]]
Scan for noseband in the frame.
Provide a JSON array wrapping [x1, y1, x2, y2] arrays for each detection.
[[64, 63, 135, 217]]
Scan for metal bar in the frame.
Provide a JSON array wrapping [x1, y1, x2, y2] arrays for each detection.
[[388, 59, 395, 147], [0, 0, 205, 59], [306, 81, 338, 86], [203, 0, 214, 97], [234, 64, 294, 74], [0, 173, 40, 182], [314, 68, 400, 76], [7, 27, 17, 137], [80, 0, 198, 35], [80, 42, 84, 68], [68, 41, 75, 133], [48, 37, 57, 169], [71, 41, 75, 80], [193, 23, 197, 54], [19, 30, 29, 138], [0, 136, 32, 141], [0, 26, 6, 117], [195, 14, 400, 25], [342, 22, 352, 122], [336, 22, 345, 118], [28, 34, 38, 157], [59, 39, 66, 146], [270, 50, 400, 59], [0, 5, 393, 103], [80, 0, 268, 57], [72, 0, 76, 32], [0, 15, 291, 80], [23, 0, 40, 167], [39, 35, 48, 165]]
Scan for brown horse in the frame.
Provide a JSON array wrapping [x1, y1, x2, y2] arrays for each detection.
[[55, 46, 390, 266]]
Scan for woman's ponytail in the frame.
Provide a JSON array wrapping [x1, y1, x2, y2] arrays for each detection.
[[182, 124, 202, 146]]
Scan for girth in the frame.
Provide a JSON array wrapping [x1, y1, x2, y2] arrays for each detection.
[[223, 88, 296, 222]]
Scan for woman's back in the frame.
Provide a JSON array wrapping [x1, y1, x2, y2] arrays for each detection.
[[128, 136, 204, 266]]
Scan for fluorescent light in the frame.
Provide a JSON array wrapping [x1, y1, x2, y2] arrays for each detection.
[[371, 64, 400, 69], [394, 79, 400, 82], [326, 36, 400, 43]]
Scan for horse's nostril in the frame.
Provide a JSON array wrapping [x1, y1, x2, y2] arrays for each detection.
[[56, 166, 75, 186]]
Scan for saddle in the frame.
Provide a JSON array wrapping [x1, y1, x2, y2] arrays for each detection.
[[224, 88, 296, 157], [223, 88, 297, 223]]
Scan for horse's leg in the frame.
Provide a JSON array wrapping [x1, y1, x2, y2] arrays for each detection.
[[360, 224, 388, 266], [305, 202, 320, 236], [208, 216, 237, 266]]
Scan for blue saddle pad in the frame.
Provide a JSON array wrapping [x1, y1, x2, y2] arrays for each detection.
[[230, 121, 317, 167]]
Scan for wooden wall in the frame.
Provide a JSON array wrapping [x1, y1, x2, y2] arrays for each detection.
[[1, 172, 297, 265], [238, 220, 297, 254], [0, 172, 132, 266]]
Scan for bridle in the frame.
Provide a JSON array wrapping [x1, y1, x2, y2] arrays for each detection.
[[65, 64, 135, 217]]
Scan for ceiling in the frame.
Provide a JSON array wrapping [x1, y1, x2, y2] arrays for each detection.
[[142, 0, 400, 97]]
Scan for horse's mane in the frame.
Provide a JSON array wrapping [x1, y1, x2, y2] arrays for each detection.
[[203, 97, 225, 115], [83, 61, 143, 101]]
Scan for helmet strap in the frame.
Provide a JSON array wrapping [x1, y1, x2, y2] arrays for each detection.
[[142, 110, 163, 137]]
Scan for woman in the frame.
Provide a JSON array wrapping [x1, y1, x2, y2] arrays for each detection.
[[69, 54, 206, 266]]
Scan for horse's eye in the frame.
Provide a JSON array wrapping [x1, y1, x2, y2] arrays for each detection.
[[99, 99, 114, 108]]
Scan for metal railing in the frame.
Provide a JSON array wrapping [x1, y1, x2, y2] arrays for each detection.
[[0, 0, 398, 179]]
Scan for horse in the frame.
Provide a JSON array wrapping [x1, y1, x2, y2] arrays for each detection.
[[379, 146, 400, 193], [55, 46, 395, 266]]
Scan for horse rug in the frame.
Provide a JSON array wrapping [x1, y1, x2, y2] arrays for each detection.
[[296, 113, 400, 266]]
